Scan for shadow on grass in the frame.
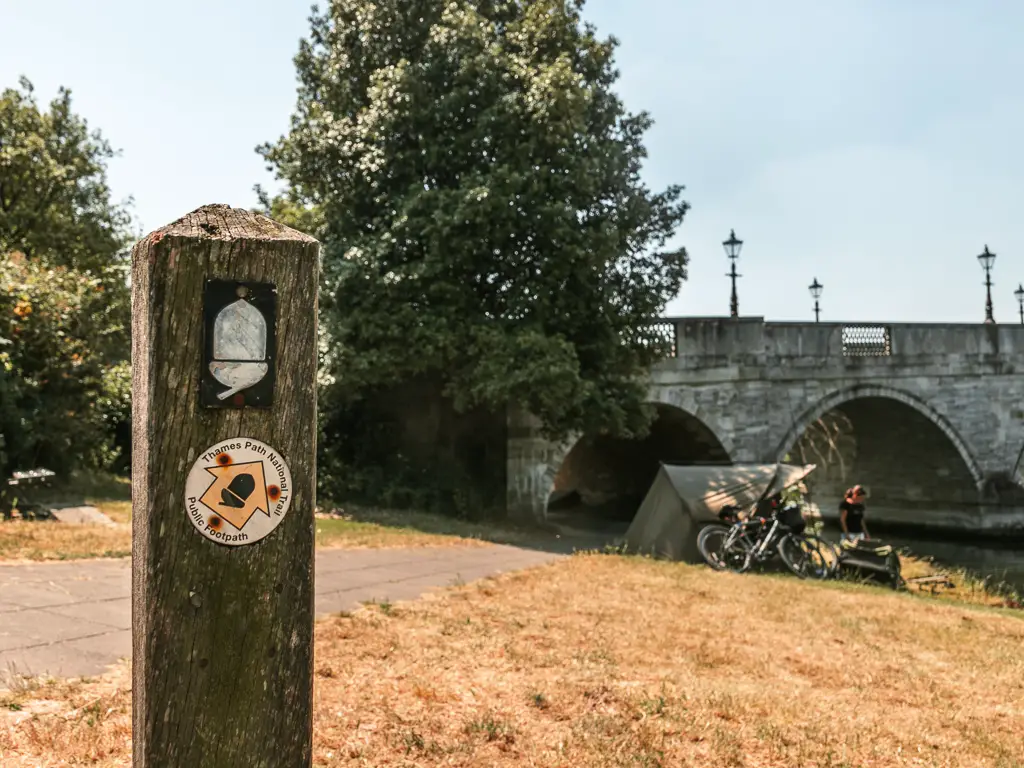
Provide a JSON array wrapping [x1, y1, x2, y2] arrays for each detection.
[[316, 503, 618, 555], [6, 472, 622, 556], [3, 471, 132, 524]]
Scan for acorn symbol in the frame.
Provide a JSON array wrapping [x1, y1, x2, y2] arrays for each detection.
[[209, 298, 269, 400]]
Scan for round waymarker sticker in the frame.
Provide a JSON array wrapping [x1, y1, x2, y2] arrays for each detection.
[[184, 438, 292, 546]]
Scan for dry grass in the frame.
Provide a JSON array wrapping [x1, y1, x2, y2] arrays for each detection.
[[0, 665, 131, 766], [0, 473, 133, 562], [0, 522, 132, 562], [3, 472, 133, 520], [0, 516, 501, 563], [0, 484, 534, 561], [91, 501, 131, 525], [4, 554, 1024, 767], [900, 553, 1022, 609], [314, 505, 538, 551]]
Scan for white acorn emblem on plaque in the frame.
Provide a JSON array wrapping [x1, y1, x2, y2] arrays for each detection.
[[209, 298, 269, 400]]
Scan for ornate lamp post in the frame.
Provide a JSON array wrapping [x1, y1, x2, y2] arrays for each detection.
[[978, 245, 996, 323], [722, 229, 743, 317], [1015, 284, 1024, 325], [809, 278, 823, 322]]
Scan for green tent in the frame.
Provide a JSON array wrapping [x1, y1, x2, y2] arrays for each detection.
[[623, 462, 816, 562]]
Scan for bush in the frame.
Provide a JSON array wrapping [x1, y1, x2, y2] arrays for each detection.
[[95, 360, 132, 472], [316, 382, 508, 521], [0, 253, 130, 477]]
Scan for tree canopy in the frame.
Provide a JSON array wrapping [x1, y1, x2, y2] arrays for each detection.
[[0, 77, 134, 276], [0, 254, 130, 476], [0, 77, 133, 477], [260, 0, 689, 441]]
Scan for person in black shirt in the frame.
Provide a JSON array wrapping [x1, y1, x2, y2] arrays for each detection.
[[839, 485, 870, 542]]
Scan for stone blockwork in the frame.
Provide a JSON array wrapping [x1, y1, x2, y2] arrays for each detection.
[[506, 407, 575, 523], [508, 318, 1024, 533]]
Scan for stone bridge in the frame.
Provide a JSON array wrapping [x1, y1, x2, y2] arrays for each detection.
[[507, 317, 1024, 534]]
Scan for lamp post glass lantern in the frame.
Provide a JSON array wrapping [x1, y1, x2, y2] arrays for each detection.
[[978, 245, 996, 323], [1015, 283, 1024, 325], [723, 229, 743, 317], [808, 278, 823, 322]]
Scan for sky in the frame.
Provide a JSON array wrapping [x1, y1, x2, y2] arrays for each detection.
[[2, 0, 1022, 323]]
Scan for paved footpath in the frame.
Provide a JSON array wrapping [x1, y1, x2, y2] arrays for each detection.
[[0, 544, 563, 682]]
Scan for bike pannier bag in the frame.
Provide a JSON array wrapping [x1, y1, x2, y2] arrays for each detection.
[[777, 503, 806, 534]]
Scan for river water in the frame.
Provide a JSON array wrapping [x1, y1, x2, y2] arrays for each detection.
[[819, 524, 1024, 595]]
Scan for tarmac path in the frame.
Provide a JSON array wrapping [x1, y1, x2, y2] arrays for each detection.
[[0, 544, 564, 682]]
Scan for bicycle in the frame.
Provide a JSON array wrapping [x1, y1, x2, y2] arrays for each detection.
[[698, 502, 830, 579]]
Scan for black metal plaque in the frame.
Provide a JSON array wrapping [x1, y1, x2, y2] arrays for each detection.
[[200, 279, 277, 408]]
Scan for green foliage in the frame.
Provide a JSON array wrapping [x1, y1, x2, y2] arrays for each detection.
[[254, 187, 326, 243], [0, 254, 129, 476], [95, 360, 132, 472], [260, 0, 689, 444], [317, 382, 507, 519], [0, 77, 135, 276], [0, 77, 133, 479]]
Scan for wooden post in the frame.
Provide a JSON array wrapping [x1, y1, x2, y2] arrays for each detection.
[[131, 204, 319, 766]]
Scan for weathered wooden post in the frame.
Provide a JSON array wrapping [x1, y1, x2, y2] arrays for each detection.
[[131, 204, 319, 766]]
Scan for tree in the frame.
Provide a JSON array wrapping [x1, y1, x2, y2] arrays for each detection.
[[0, 77, 134, 276], [0, 253, 131, 476], [0, 78, 134, 478], [261, 0, 689, 444]]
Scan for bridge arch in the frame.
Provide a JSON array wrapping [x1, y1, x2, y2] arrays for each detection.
[[775, 384, 984, 489], [646, 385, 738, 460], [542, 402, 732, 525]]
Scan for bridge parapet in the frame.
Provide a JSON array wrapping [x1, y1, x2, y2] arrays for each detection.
[[653, 317, 1024, 376]]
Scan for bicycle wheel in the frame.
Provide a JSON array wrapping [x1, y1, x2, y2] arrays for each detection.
[[697, 524, 752, 572], [804, 537, 833, 579], [804, 534, 841, 578], [697, 524, 731, 570], [778, 534, 830, 579]]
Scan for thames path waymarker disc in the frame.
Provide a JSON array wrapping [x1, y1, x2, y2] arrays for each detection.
[[184, 438, 292, 546]]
